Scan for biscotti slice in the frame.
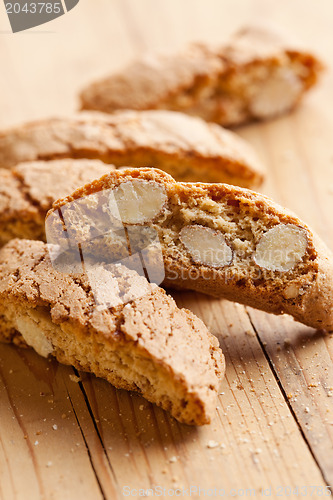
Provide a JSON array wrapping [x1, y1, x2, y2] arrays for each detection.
[[46, 167, 333, 331], [0, 159, 112, 247], [0, 239, 224, 425], [80, 26, 323, 126], [0, 110, 264, 187]]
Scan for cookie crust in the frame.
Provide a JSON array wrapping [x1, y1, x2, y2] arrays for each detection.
[[0, 110, 264, 187]]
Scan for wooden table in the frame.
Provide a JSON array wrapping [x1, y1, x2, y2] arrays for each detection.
[[0, 1, 333, 498]]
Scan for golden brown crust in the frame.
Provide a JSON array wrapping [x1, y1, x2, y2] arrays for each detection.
[[47, 167, 333, 331], [0, 239, 225, 426], [0, 110, 264, 187], [0, 159, 112, 246], [80, 26, 324, 126]]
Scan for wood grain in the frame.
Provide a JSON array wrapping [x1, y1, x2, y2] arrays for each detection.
[[0, 0, 333, 498], [247, 310, 333, 485], [0, 345, 104, 500]]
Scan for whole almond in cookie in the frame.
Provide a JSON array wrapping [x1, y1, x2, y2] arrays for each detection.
[[180, 225, 233, 268]]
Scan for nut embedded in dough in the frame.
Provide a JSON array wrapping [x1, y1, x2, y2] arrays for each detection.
[[254, 224, 308, 272], [16, 316, 54, 358], [109, 179, 168, 224], [249, 68, 303, 119], [180, 225, 233, 268], [283, 282, 301, 299]]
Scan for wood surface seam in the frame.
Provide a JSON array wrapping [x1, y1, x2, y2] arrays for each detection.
[[0, 361, 45, 499], [245, 308, 329, 485], [74, 368, 121, 488], [65, 378, 109, 500]]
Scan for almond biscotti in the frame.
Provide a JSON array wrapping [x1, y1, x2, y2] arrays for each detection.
[[0, 159, 112, 247], [0, 239, 224, 425], [46, 167, 333, 331], [0, 110, 264, 187], [80, 26, 323, 126]]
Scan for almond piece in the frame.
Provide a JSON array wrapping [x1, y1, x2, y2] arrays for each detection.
[[249, 68, 303, 119], [254, 224, 308, 272], [283, 282, 301, 299], [16, 316, 53, 358], [109, 179, 167, 224], [180, 225, 233, 268]]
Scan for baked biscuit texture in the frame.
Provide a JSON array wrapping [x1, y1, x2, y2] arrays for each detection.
[[0, 239, 225, 426], [0, 159, 112, 247], [80, 26, 324, 126], [0, 110, 264, 187], [47, 167, 333, 332]]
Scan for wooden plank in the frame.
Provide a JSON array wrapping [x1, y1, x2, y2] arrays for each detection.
[[0, 345, 104, 500], [65, 373, 120, 498], [247, 309, 333, 485]]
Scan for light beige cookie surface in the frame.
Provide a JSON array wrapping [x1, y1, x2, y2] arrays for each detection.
[[0, 239, 224, 426], [47, 167, 333, 332], [0, 110, 264, 187], [0, 159, 112, 246], [80, 26, 323, 126]]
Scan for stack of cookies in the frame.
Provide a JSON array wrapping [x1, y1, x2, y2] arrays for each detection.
[[0, 26, 329, 425]]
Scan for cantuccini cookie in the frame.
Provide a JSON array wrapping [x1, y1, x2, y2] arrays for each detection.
[[0, 239, 225, 426], [0, 110, 264, 187], [80, 26, 323, 126], [46, 167, 333, 331], [0, 159, 112, 247]]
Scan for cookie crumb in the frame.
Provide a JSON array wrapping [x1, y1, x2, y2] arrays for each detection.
[[207, 440, 219, 449]]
